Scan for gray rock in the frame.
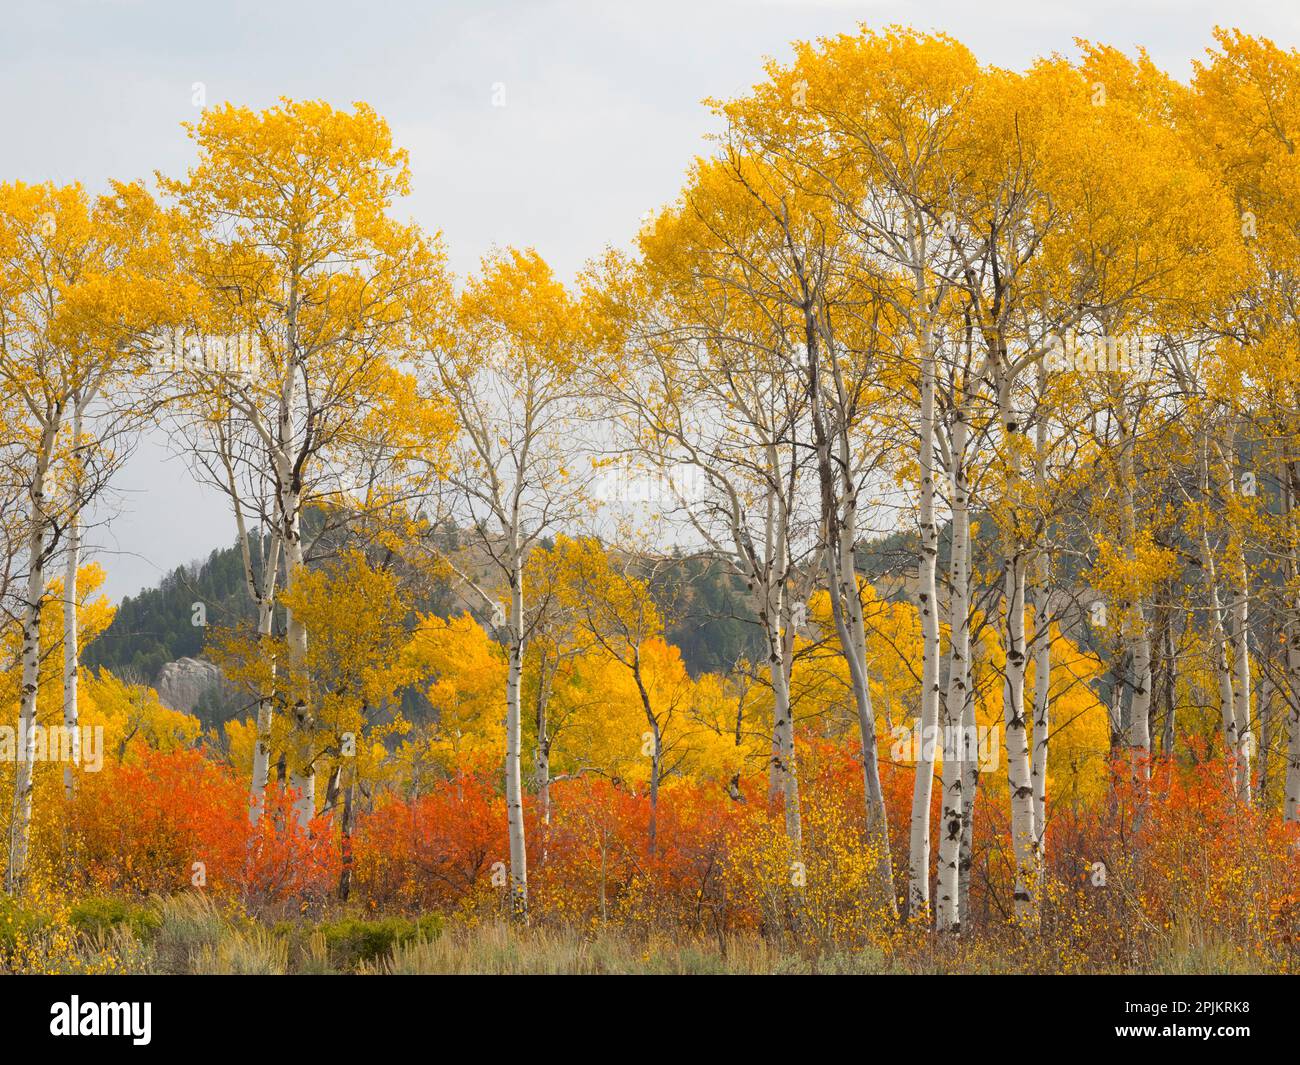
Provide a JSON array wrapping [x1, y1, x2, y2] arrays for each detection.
[[154, 657, 227, 715]]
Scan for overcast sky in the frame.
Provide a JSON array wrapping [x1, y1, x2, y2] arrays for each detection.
[[5, 0, 1298, 601]]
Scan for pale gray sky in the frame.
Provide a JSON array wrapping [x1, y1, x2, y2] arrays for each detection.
[[5, 0, 1297, 600]]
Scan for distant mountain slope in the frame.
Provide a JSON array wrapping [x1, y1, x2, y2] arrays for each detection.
[[84, 543, 259, 685], [86, 523, 956, 708], [85, 535, 775, 700]]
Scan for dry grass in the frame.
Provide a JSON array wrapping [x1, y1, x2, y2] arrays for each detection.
[[1, 890, 1285, 975]]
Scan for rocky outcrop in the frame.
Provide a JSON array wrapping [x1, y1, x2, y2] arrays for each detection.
[[154, 657, 227, 715]]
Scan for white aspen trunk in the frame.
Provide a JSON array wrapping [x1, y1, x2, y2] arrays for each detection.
[[1284, 473, 1300, 823], [534, 729, 550, 868], [1028, 556, 1051, 842], [762, 532, 802, 847], [957, 671, 979, 930], [62, 406, 83, 800], [762, 577, 786, 807], [758, 442, 802, 841], [834, 539, 897, 910], [226, 469, 281, 824], [632, 658, 662, 858], [1258, 672, 1272, 809], [535, 686, 551, 829], [835, 427, 898, 904], [282, 503, 314, 829], [505, 549, 529, 918], [1127, 624, 1153, 770], [997, 377, 1038, 925], [1200, 452, 1239, 793], [7, 423, 56, 893], [277, 279, 316, 829], [1229, 547, 1253, 804], [937, 406, 970, 933], [338, 773, 356, 902], [1286, 655, 1300, 822], [805, 322, 896, 912], [1208, 575, 1237, 779], [1220, 431, 1254, 801], [770, 621, 802, 848], [767, 737, 781, 802], [61, 509, 80, 798], [1106, 677, 1125, 752], [286, 636, 314, 824], [1002, 550, 1039, 923], [1115, 437, 1153, 779], [649, 725, 661, 857], [1161, 613, 1177, 756], [1030, 363, 1051, 856], [907, 332, 941, 920], [1030, 557, 1051, 860], [248, 585, 278, 824]]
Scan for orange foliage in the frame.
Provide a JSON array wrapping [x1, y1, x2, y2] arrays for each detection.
[[40, 739, 1298, 967], [60, 750, 338, 908]]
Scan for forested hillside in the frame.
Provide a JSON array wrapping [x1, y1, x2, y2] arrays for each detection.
[[87, 535, 769, 691], [83, 545, 256, 684]]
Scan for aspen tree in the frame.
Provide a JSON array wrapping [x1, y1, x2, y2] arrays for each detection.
[[762, 29, 979, 921], [1189, 34, 1300, 813], [521, 540, 590, 836], [934, 330, 984, 932], [553, 540, 682, 855], [418, 248, 587, 919], [943, 48, 1234, 921], [711, 89, 906, 913], [183, 407, 283, 822], [586, 164, 825, 850], [0, 181, 168, 890], [164, 100, 447, 827]]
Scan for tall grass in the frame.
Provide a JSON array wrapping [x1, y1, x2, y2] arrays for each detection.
[[1, 891, 1287, 974]]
